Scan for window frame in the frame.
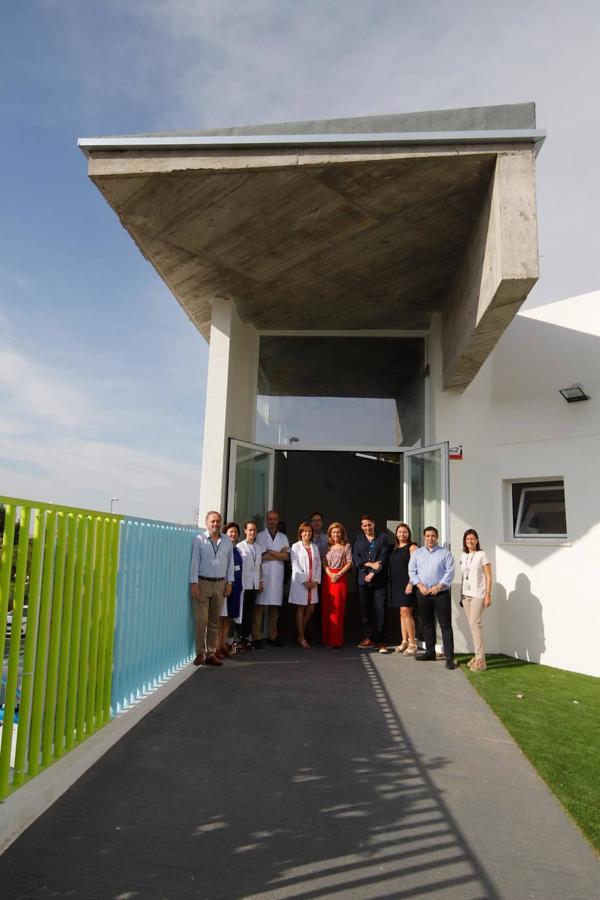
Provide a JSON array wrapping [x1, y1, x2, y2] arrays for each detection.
[[511, 478, 567, 540]]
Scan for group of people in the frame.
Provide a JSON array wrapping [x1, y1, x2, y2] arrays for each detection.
[[189, 509, 492, 673]]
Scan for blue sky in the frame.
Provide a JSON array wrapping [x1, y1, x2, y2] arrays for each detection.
[[1, 1, 599, 521]]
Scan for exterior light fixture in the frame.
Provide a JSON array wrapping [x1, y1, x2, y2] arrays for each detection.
[[110, 497, 119, 513], [289, 437, 300, 444], [559, 384, 590, 403]]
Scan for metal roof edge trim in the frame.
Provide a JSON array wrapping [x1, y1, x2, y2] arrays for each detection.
[[78, 128, 546, 158]]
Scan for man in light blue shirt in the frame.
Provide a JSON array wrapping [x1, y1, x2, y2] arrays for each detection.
[[408, 525, 456, 669], [190, 511, 234, 667]]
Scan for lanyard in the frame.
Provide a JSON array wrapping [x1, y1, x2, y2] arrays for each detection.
[[208, 537, 220, 558], [249, 544, 257, 564], [464, 552, 476, 580]]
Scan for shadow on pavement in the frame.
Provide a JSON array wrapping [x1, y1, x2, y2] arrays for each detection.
[[0, 648, 499, 899]]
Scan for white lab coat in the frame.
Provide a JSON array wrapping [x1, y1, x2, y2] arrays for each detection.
[[237, 539, 263, 589], [289, 541, 321, 606], [256, 529, 289, 607]]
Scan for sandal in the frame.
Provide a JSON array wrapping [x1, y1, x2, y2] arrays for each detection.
[[298, 637, 310, 649], [472, 658, 487, 672], [402, 643, 417, 656], [395, 641, 409, 653]]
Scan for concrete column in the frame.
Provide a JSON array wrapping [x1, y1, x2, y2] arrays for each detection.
[[198, 299, 259, 520], [442, 150, 539, 390]]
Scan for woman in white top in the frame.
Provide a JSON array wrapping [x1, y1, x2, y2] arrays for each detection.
[[460, 529, 492, 672], [236, 520, 264, 651], [289, 521, 322, 649]]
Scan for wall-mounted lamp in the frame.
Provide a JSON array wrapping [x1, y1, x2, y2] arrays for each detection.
[[289, 437, 300, 444], [559, 384, 590, 403]]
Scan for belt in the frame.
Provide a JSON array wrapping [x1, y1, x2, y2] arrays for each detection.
[[199, 576, 225, 582]]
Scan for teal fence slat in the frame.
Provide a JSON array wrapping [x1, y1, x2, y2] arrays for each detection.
[[111, 517, 197, 714]]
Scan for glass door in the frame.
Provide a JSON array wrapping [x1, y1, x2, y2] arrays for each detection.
[[403, 442, 450, 547], [226, 440, 275, 531]]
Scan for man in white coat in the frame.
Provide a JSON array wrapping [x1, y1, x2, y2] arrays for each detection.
[[255, 509, 289, 647]]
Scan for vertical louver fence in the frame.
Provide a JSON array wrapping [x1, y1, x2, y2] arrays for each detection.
[[0, 495, 196, 800]]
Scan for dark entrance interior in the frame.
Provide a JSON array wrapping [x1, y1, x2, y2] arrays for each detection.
[[273, 450, 403, 646]]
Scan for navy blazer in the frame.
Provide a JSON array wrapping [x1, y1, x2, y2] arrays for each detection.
[[352, 533, 390, 587]]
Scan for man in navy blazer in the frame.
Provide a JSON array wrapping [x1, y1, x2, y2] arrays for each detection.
[[353, 514, 390, 652]]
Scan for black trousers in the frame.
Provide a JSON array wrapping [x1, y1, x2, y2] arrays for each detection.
[[241, 588, 257, 639], [416, 589, 454, 658], [358, 584, 387, 643]]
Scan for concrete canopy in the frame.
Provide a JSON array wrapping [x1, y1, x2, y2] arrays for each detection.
[[80, 103, 542, 390]]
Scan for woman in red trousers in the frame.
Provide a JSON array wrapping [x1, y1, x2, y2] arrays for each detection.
[[322, 522, 353, 647]]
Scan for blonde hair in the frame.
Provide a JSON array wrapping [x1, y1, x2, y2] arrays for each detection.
[[297, 521, 313, 540], [327, 521, 348, 545]]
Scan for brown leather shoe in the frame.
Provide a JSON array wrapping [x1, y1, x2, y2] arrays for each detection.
[[193, 653, 205, 666], [205, 654, 223, 667], [214, 650, 225, 660], [357, 638, 375, 649]]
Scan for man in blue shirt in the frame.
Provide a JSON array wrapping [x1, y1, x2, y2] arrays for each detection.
[[408, 525, 456, 669], [353, 514, 390, 652], [190, 510, 234, 667]]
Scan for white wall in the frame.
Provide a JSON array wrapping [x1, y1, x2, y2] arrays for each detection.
[[198, 299, 259, 519], [431, 292, 600, 676]]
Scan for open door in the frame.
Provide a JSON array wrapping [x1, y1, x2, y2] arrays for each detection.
[[226, 439, 274, 530], [403, 442, 450, 547]]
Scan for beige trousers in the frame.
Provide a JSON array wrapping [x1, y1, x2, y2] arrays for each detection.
[[463, 595, 486, 660], [252, 604, 280, 641], [193, 578, 224, 656]]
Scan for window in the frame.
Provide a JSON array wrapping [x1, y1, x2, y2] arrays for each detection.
[[256, 335, 426, 448], [511, 479, 567, 539]]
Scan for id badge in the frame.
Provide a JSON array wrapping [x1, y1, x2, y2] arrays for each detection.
[[211, 558, 219, 569]]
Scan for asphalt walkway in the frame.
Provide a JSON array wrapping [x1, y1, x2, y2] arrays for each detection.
[[1, 647, 598, 899]]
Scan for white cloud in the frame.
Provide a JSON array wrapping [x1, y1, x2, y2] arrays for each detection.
[[0, 314, 202, 521], [0, 348, 91, 430], [0, 430, 200, 523]]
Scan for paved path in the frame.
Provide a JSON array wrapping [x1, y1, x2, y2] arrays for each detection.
[[1, 648, 598, 899]]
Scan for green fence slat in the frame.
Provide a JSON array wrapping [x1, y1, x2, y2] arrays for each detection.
[[0, 506, 31, 796], [41, 512, 68, 767], [28, 511, 57, 778], [86, 517, 105, 735], [94, 519, 112, 725], [12, 508, 46, 789], [53, 515, 78, 759], [65, 517, 86, 751], [77, 516, 96, 742], [103, 520, 121, 719], [0, 503, 17, 650]]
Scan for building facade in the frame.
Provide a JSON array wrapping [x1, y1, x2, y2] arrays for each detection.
[[78, 105, 600, 677]]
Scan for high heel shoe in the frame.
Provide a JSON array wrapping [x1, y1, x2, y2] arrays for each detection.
[[395, 641, 408, 653], [402, 642, 417, 656]]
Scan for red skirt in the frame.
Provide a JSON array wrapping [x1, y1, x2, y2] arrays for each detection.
[[321, 568, 347, 647]]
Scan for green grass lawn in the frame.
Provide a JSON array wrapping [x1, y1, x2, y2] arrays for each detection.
[[457, 654, 600, 853]]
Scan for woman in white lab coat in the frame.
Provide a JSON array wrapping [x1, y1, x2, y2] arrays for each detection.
[[289, 522, 321, 649]]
